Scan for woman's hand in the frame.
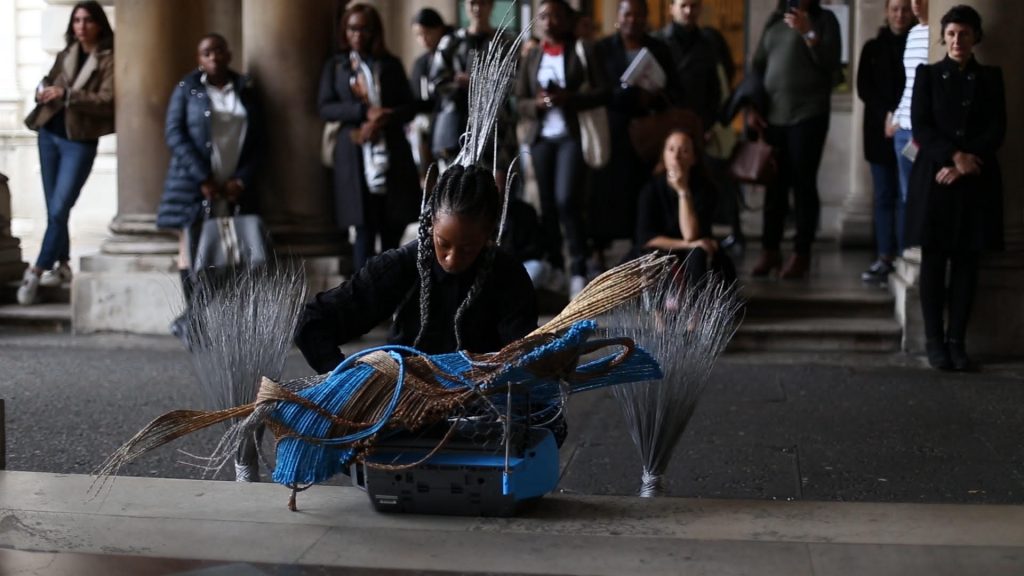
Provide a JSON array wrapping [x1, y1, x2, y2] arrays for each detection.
[[37, 86, 66, 104], [366, 106, 391, 124], [884, 112, 898, 139], [200, 179, 219, 200], [696, 237, 719, 255], [746, 107, 767, 132], [952, 151, 982, 175], [935, 166, 962, 186], [224, 179, 244, 203], [358, 121, 380, 143], [784, 9, 813, 36]]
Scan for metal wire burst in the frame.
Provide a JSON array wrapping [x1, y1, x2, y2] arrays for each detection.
[[600, 270, 743, 497]]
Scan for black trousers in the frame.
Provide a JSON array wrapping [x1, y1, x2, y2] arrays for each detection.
[[532, 136, 588, 277], [354, 193, 405, 272], [762, 114, 830, 255], [919, 248, 980, 342]]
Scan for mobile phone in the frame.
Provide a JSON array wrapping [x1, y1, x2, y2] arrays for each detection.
[[787, 0, 800, 10]]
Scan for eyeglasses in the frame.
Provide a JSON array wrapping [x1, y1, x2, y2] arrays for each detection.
[[347, 25, 370, 34]]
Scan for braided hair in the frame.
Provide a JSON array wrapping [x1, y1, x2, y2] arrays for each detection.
[[411, 164, 502, 350]]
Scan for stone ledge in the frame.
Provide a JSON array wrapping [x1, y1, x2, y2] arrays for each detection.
[[2, 471, 1024, 575]]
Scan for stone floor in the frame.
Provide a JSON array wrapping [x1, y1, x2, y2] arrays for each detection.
[[3, 471, 1024, 575]]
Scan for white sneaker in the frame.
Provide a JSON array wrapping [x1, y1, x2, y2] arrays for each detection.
[[39, 263, 72, 287], [234, 461, 260, 482], [569, 275, 587, 299], [16, 269, 40, 305]]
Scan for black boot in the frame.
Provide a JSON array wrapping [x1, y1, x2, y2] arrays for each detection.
[[925, 339, 952, 371], [947, 339, 975, 372], [169, 269, 193, 348]]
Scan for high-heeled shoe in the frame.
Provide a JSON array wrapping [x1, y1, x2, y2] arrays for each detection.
[[947, 339, 975, 372], [780, 253, 810, 279], [925, 339, 952, 371], [751, 249, 781, 277]]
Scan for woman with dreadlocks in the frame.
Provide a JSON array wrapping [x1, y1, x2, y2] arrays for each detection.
[[294, 163, 538, 375]]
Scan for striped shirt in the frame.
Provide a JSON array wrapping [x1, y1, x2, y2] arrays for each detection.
[[893, 24, 929, 129]]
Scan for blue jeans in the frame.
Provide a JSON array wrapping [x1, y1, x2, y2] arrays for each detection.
[[36, 127, 98, 269], [870, 162, 901, 259], [531, 136, 587, 276], [893, 128, 914, 251]]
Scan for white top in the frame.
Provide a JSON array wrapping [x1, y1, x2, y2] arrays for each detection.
[[537, 51, 568, 139], [893, 24, 929, 130], [203, 74, 248, 185]]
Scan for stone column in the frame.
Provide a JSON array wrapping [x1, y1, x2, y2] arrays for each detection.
[[74, 0, 209, 333], [893, 0, 1024, 355], [0, 174, 25, 282], [241, 0, 347, 280], [838, 0, 883, 248]]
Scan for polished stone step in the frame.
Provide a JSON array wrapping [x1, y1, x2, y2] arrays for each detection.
[[740, 284, 894, 319], [1, 279, 71, 305], [731, 317, 902, 352], [0, 302, 71, 332]]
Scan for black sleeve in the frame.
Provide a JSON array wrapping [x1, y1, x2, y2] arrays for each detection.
[[382, 55, 416, 126], [294, 245, 418, 373], [963, 68, 1006, 156], [493, 254, 539, 347], [318, 56, 367, 126]]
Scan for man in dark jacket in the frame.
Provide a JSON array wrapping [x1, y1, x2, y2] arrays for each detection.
[[857, 0, 914, 285], [658, 0, 722, 131]]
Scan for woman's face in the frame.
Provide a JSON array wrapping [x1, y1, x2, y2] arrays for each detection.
[[197, 37, 231, 78], [345, 12, 372, 54], [537, 2, 567, 41], [432, 212, 492, 275], [72, 7, 101, 47], [413, 24, 444, 52], [886, 0, 913, 35], [617, 0, 647, 40], [663, 132, 695, 178], [944, 22, 976, 63]]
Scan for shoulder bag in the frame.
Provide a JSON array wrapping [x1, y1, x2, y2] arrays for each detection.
[[574, 41, 611, 169]]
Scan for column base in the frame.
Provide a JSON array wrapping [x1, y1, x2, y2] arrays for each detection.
[[73, 253, 181, 335], [892, 247, 1024, 356], [837, 212, 875, 249]]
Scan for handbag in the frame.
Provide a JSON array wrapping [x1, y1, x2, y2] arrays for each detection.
[[574, 41, 611, 169], [321, 121, 340, 167], [628, 108, 703, 166], [729, 130, 776, 185], [190, 201, 271, 273]]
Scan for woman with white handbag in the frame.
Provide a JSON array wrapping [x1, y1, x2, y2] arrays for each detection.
[[515, 0, 610, 298]]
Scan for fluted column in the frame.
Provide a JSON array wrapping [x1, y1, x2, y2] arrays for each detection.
[[838, 0, 885, 247], [894, 0, 1024, 355], [241, 0, 345, 256]]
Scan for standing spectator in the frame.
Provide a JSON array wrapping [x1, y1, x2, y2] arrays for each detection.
[[318, 3, 419, 272], [432, 0, 517, 186], [658, 0, 722, 132], [157, 34, 262, 340], [748, 0, 841, 279], [590, 0, 673, 273], [906, 5, 1004, 371], [516, 0, 610, 298], [890, 0, 929, 253], [18, 1, 114, 305], [858, 0, 914, 286], [408, 8, 450, 179]]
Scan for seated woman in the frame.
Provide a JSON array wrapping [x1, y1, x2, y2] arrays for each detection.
[[633, 129, 735, 289], [294, 163, 538, 374]]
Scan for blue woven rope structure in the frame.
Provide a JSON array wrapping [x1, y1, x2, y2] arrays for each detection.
[[269, 321, 661, 486]]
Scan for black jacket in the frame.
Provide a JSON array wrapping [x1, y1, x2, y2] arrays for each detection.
[[294, 242, 538, 374], [857, 26, 907, 165], [905, 57, 1005, 251], [317, 51, 419, 229], [515, 39, 611, 145], [635, 171, 716, 248], [658, 22, 722, 130], [157, 69, 261, 229]]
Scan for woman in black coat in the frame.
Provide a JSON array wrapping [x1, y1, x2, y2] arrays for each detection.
[[318, 3, 419, 272], [590, 0, 674, 272], [156, 34, 260, 321], [906, 6, 1005, 371], [515, 0, 610, 297], [856, 0, 913, 284]]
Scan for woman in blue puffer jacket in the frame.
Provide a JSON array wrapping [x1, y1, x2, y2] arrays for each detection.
[[156, 33, 261, 326]]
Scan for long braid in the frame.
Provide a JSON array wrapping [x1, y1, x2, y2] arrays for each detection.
[[454, 245, 496, 349]]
